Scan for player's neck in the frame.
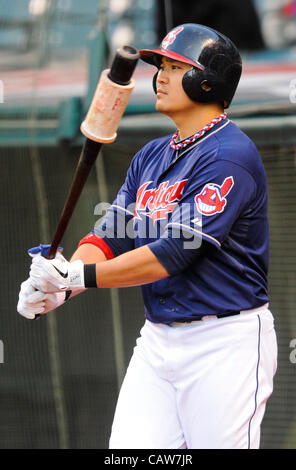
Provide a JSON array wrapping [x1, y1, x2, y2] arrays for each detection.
[[172, 103, 225, 141]]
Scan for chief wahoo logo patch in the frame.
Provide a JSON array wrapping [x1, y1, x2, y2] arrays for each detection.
[[195, 176, 234, 216], [161, 26, 184, 49]]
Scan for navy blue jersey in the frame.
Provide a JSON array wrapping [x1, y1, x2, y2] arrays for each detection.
[[89, 119, 269, 324]]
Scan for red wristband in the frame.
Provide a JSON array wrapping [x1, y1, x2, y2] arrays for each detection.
[[78, 233, 114, 260]]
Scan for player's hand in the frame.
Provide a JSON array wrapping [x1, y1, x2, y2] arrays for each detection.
[[29, 251, 85, 293], [17, 278, 66, 319]]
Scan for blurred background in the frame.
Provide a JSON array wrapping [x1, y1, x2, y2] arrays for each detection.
[[0, 0, 296, 449]]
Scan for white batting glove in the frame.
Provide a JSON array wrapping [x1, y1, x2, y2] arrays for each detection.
[[29, 251, 85, 293], [17, 278, 66, 320]]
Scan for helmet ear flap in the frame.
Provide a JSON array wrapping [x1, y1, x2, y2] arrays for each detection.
[[182, 68, 226, 105], [182, 68, 208, 102]]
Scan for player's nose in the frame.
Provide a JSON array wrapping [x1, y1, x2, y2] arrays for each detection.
[[157, 69, 169, 84]]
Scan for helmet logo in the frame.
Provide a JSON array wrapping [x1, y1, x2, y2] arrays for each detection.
[[162, 26, 184, 50], [195, 177, 234, 216]]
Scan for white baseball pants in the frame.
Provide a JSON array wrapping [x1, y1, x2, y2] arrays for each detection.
[[109, 305, 277, 449]]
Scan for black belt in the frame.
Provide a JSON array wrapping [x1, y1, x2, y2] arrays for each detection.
[[217, 311, 240, 319]]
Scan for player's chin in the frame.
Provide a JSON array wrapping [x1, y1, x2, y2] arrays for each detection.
[[155, 98, 171, 114]]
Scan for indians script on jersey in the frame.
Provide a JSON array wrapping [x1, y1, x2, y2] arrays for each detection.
[[134, 180, 187, 222]]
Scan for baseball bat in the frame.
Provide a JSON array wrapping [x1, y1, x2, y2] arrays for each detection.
[[47, 45, 139, 260]]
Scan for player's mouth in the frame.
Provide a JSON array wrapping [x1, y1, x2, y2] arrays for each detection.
[[156, 88, 167, 96]]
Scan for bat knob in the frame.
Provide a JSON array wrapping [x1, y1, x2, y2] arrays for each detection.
[[108, 45, 140, 86]]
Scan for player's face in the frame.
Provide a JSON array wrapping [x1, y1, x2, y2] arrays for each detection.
[[155, 57, 195, 116]]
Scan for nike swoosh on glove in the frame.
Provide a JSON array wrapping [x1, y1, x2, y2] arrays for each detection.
[[29, 251, 85, 293]]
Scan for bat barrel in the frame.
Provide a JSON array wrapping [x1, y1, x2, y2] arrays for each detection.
[[80, 46, 139, 144]]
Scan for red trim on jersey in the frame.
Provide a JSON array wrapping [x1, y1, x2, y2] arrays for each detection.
[[140, 49, 205, 70], [78, 233, 114, 260]]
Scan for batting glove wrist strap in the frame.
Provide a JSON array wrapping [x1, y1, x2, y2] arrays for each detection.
[[67, 260, 85, 288]]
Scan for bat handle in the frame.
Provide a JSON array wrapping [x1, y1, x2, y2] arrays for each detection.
[[47, 138, 102, 260]]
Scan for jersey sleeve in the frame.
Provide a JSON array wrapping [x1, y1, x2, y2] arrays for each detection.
[[82, 150, 141, 257], [148, 160, 257, 276]]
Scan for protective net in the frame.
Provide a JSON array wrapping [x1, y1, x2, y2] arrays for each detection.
[[0, 120, 295, 448]]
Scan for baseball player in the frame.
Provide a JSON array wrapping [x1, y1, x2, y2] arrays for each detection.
[[17, 24, 277, 449]]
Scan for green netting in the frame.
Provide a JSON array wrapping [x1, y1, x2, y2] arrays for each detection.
[[260, 143, 296, 449], [0, 120, 296, 448]]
